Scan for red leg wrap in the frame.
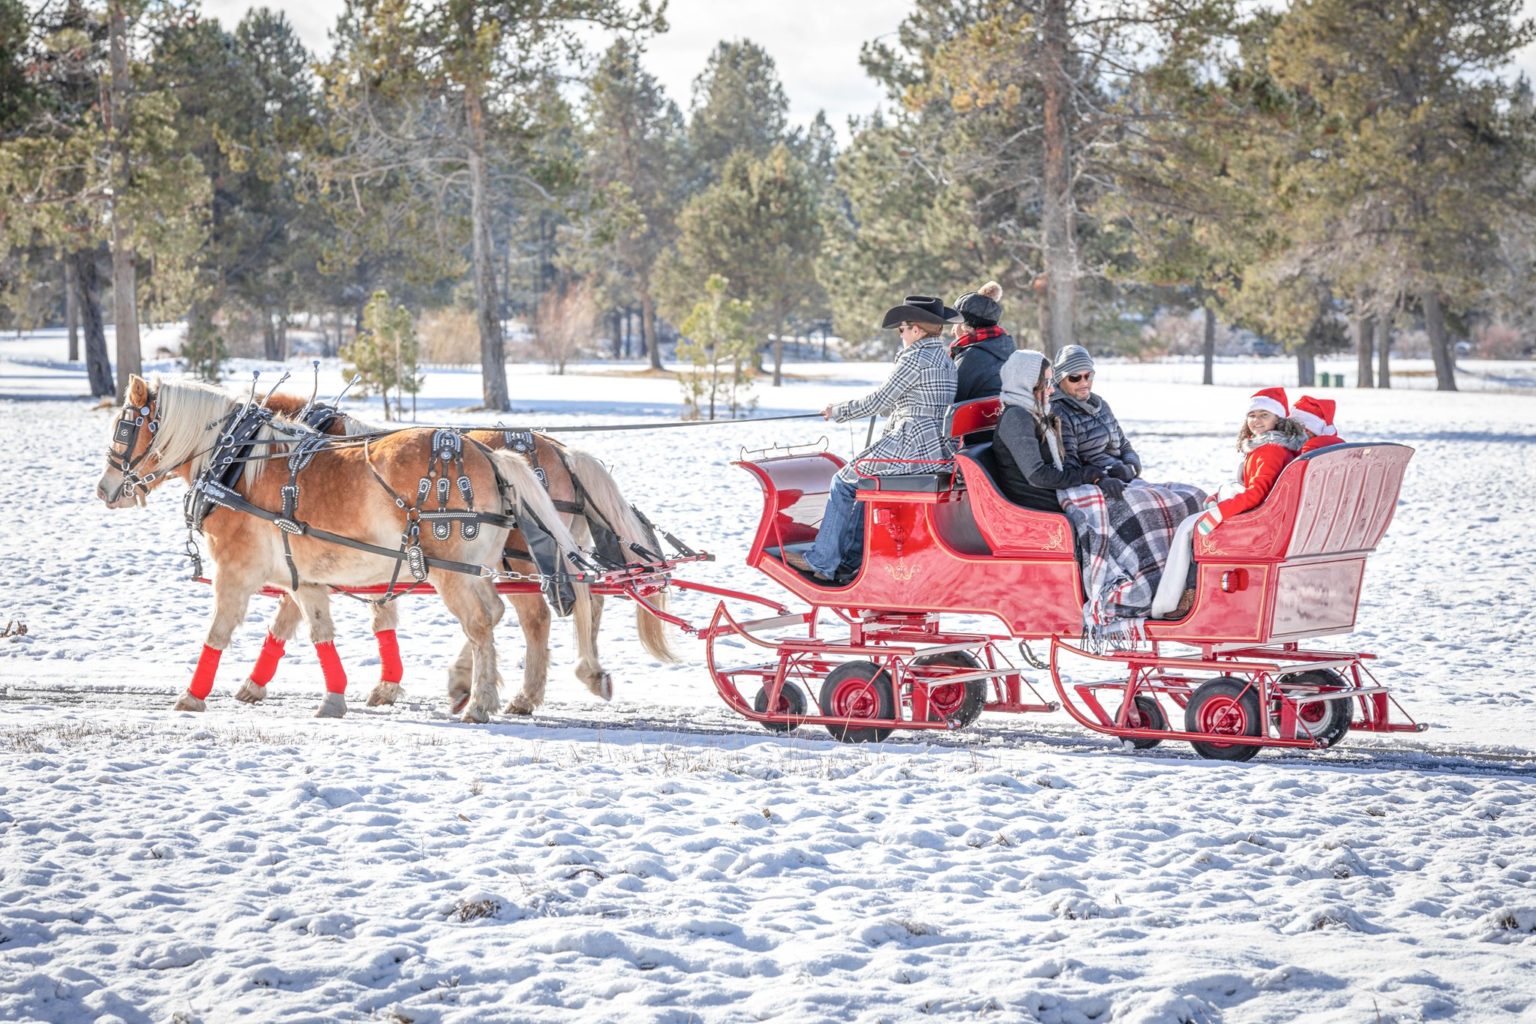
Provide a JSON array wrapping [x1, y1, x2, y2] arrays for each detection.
[[188, 644, 223, 700], [375, 629, 403, 685], [249, 632, 287, 686], [315, 641, 348, 695]]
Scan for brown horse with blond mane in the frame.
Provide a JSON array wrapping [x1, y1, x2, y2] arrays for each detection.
[[243, 395, 675, 715], [95, 374, 586, 722]]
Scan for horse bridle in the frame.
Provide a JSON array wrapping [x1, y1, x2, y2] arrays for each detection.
[[105, 393, 164, 501]]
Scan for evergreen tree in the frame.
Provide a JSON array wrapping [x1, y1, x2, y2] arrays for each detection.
[[565, 39, 687, 372], [319, 0, 662, 412], [687, 40, 789, 182], [658, 145, 821, 387], [676, 274, 755, 420], [342, 289, 422, 421], [1266, 0, 1536, 391]]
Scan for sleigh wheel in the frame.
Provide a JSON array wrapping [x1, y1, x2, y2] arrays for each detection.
[[1185, 676, 1263, 762], [913, 651, 987, 729], [819, 661, 895, 743], [1121, 694, 1167, 749], [753, 682, 808, 732], [1276, 670, 1352, 747]]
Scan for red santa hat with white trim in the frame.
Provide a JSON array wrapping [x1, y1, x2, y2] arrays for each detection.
[[1291, 395, 1337, 436], [1247, 386, 1289, 419]]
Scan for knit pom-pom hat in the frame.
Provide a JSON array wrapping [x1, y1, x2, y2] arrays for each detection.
[[954, 280, 1004, 327]]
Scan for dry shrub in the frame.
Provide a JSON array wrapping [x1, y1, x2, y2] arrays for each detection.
[[534, 280, 598, 374], [418, 307, 481, 364], [1473, 321, 1529, 360]]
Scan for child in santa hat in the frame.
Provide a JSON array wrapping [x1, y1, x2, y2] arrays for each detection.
[[1292, 395, 1345, 454], [1195, 387, 1306, 536], [1153, 388, 1307, 618]]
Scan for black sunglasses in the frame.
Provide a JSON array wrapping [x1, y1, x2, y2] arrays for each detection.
[[1064, 372, 1094, 383]]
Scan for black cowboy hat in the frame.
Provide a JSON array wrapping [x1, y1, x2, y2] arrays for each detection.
[[879, 294, 963, 329]]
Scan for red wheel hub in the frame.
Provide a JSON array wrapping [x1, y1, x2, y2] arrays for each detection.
[[1197, 696, 1250, 738], [928, 683, 967, 715], [831, 677, 880, 718]]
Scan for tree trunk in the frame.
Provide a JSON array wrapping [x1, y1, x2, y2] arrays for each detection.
[[611, 309, 622, 358], [1038, 0, 1076, 359], [107, 0, 141, 399], [1200, 303, 1215, 386], [1295, 340, 1316, 388], [275, 309, 289, 362], [64, 258, 80, 362], [464, 80, 509, 411], [73, 251, 114, 397], [262, 314, 278, 361], [771, 321, 784, 388], [642, 292, 662, 372], [1357, 310, 1382, 386], [1422, 291, 1457, 392], [1375, 316, 1391, 389]]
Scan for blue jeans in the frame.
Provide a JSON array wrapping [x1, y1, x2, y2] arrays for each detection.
[[807, 477, 866, 577]]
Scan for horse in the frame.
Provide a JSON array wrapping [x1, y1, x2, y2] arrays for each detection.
[[95, 374, 587, 723], [243, 394, 676, 715]]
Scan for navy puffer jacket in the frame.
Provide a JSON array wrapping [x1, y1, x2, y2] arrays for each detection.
[[1053, 391, 1141, 476]]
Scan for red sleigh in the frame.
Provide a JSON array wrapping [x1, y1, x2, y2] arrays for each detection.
[[683, 398, 1422, 760]]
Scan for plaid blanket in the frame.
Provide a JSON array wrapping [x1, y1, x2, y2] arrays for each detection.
[[1058, 479, 1208, 641]]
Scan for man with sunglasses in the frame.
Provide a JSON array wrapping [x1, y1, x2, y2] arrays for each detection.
[[1051, 344, 1142, 485]]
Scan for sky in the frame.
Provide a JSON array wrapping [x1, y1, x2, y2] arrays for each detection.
[[200, 0, 912, 137], [200, 0, 1536, 141]]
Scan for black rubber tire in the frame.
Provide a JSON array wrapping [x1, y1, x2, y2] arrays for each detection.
[[1185, 676, 1264, 762], [752, 683, 808, 732], [913, 651, 988, 729], [1276, 670, 1352, 748], [1121, 694, 1167, 749], [819, 661, 896, 743]]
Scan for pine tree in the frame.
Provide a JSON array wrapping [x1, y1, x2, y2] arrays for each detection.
[[342, 290, 423, 421], [676, 274, 755, 420], [657, 146, 821, 387]]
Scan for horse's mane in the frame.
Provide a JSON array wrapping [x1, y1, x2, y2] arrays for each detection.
[[150, 377, 282, 486]]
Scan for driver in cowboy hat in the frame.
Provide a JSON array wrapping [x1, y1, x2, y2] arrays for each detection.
[[782, 295, 960, 582]]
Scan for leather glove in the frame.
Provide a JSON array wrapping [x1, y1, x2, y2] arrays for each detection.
[[1099, 475, 1127, 500], [1196, 507, 1223, 536]]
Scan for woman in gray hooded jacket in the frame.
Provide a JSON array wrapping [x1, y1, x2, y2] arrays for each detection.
[[992, 350, 1114, 512]]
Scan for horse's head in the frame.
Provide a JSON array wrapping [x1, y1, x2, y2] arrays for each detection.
[[96, 374, 163, 508]]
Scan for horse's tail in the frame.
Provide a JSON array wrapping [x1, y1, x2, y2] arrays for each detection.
[[486, 448, 592, 622], [563, 448, 678, 664]]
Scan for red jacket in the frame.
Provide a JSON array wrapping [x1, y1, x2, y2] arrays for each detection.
[[1300, 433, 1346, 455], [1215, 443, 1298, 520]]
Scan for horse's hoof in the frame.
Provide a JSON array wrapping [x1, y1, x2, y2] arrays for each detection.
[[234, 681, 267, 704], [460, 705, 490, 724], [449, 692, 470, 716], [173, 694, 206, 713], [587, 673, 613, 702], [314, 693, 347, 719], [366, 682, 401, 707], [503, 698, 536, 716]]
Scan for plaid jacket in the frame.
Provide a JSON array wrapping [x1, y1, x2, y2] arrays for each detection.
[[831, 336, 958, 484]]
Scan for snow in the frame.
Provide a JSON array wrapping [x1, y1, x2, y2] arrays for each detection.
[[3, 329, 1536, 1024]]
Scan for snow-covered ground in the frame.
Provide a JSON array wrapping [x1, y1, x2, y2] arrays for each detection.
[[3, 330, 1535, 1024]]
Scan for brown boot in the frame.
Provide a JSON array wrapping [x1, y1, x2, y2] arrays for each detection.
[[782, 549, 833, 582], [1173, 587, 1196, 617]]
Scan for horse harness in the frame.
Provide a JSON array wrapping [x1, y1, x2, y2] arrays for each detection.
[[185, 408, 572, 604]]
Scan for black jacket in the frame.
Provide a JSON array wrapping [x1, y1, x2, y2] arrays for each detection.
[[1053, 391, 1141, 476], [952, 331, 1016, 404], [992, 405, 1100, 511]]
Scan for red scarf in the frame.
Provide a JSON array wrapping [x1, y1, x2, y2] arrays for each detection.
[[950, 325, 1005, 356]]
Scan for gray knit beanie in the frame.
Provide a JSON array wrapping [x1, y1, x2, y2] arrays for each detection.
[[1051, 344, 1095, 384]]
